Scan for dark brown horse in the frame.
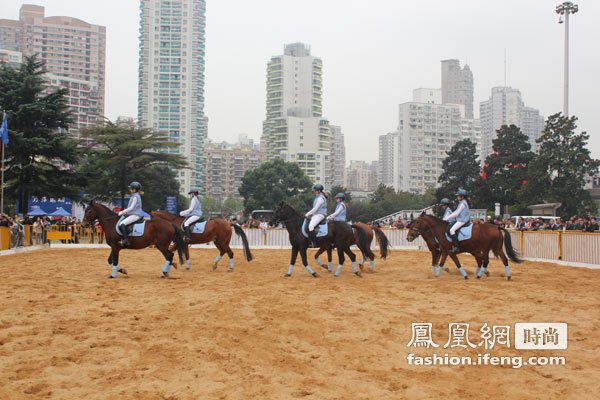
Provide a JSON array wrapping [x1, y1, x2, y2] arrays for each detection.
[[270, 202, 370, 278], [408, 213, 521, 280], [83, 201, 185, 279], [313, 222, 389, 272], [151, 211, 252, 271], [406, 219, 449, 276]]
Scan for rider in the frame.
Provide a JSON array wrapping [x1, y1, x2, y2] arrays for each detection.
[[180, 189, 202, 243], [118, 181, 143, 246], [440, 198, 455, 223], [443, 189, 471, 253], [327, 193, 347, 222], [305, 184, 328, 247]]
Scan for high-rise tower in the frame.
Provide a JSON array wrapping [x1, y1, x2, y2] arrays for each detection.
[[138, 0, 207, 194], [261, 43, 332, 186], [441, 59, 474, 119]]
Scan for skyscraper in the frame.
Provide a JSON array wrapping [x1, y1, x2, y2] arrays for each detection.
[[0, 5, 106, 137], [480, 87, 543, 158], [441, 59, 474, 119], [329, 125, 345, 188], [261, 43, 332, 186], [138, 0, 207, 194]]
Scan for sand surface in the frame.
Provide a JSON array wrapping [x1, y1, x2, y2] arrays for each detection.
[[0, 247, 599, 399]]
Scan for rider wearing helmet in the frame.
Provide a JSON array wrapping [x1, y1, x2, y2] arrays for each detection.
[[443, 189, 471, 252], [180, 189, 203, 243], [117, 181, 143, 246], [440, 198, 455, 223], [305, 184, 328, 247], [327, 193, 347, 222]]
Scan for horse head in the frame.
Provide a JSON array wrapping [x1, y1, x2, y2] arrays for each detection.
[[406, 215, 431, 242], [83, 201, 99, 225], [271, 201, 299, 225]]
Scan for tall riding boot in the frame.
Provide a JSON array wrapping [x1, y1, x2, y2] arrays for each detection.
[[121, 224, 130, 246], [184, 225, 192, 243], [308, 229, 318, 248], [451, 233, 460, 253]]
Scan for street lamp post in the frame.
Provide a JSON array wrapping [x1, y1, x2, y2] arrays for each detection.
[[556, 2, 578, 117]]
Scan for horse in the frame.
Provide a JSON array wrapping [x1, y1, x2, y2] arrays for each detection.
[[408, 213, 521, 280], [313, 222, 389, 273], [405, 219, 449, 276], [270, 201, 370, 278], [151, 211, 253, 271], [83, 201, 185, 279]]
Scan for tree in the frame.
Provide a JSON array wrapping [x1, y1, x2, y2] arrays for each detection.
[[480, 125, 535, 209], [0, 56, 83, 212], [79, 119, 188, 209], [436, 139, 481, 205], [522, 113, 599, 218], [370, 183, 395, 203], [238, 158, 313, 215]]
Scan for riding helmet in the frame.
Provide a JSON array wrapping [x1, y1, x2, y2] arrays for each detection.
[[313, 184, 324, 191], [456, 189, 468, 196], [335, 193, 345, 200], [129, 181, 142, 190], [440, 198, 450, 205], [188, 189, 199, 195]]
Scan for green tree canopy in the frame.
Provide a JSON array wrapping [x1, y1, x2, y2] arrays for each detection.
[[0, 55, 83, 212], [436, 139, 482, 206], [79, 119, 188, 210], [238, 158, 313, 215], [480, 125, 535, 209], [521, 113, 599, 218]]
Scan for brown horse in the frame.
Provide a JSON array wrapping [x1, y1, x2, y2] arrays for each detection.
[[314, 222, 389, 272], [83, 201, 185, 279], [151, 211, 252, 271], [408, 213, 521, 280]]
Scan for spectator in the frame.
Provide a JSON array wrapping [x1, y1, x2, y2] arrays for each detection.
[[585, 217, 598, 232], [33, 217, 43, 244], [515, 217, 525, 231]]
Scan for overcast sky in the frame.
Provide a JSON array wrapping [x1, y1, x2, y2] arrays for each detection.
[[5, 0, 600, 161]]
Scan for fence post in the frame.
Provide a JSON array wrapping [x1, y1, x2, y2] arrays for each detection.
[[558, 231, 563, 260], [520, 230, 524, 257]]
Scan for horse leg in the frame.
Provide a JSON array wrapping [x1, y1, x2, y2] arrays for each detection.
[[300, 246, 318, 277], [334, 246, 345, 277], [158, 245, 175, 278], [498, 250, 511, 280], [314, 246, 328, 270], [285, 246, 299, 277], [212, 241, 226, 270], [430, 248, 438, 274], [436, 252, 449, 277], [449, 252, 468, 279], [327, 248, 333, 272], [224, 243, 235, 272], [345, 246, 361, 278], [185, 243, 190, 270]]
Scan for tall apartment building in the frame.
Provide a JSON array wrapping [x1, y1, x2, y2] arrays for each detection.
[[138, 0, 207, 194], [378, 132, 400, 189], [0, 4, 106, 130], [204, 138, 264, 199], [329, 125, 345, 188], [345, 161, 377, 191], [480, 87, 544, 158], [261, 42, 332, 187], [441, 59, 473, 119], [379, 93, 481, 193]]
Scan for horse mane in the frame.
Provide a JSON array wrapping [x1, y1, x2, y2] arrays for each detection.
[[93, 202, 117, 216], [281, 202, 300, 217], [423, 214, 446, 224]]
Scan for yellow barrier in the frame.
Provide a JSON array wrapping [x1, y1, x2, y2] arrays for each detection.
[[0, 227, 10, 250]]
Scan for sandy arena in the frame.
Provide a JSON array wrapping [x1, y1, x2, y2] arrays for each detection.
[[0, 247, 599, 399]]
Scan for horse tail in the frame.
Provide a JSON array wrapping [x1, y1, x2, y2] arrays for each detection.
[[373, 226, 389, 259], [499, 227, 522, 263], [172, 223, 185, 265], [352, 224, 373, 259], [232, 223, 253, 262]]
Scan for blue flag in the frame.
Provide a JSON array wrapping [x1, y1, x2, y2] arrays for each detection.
[[0, 113, 7, 145]]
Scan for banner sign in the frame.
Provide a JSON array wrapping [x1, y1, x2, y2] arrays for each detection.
[[166, 196, 177, 214], [28, 196, 73, 214]]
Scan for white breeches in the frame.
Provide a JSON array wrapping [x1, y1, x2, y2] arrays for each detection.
[[449, 221, 466, 235], [184, 215, 201, 227], [120, 215, 140, 227], [309, 214, 325, 231]]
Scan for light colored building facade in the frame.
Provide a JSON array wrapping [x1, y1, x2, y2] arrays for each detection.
[[480, 87, 543, 158], [0, 4, 106, 132], [138, 0, 207, 194], [0, 48, 22, 65], [345, 160, 377, 191], [441, 59, 473, 119], [204, 139, 264, 199], [413, 88, 441, 104], [329, 125, 345, 188], [261, 42, 332, 187], [378, 132, 400, 189]]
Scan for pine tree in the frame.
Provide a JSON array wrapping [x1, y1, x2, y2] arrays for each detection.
[[436, 139, 482, 206]]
